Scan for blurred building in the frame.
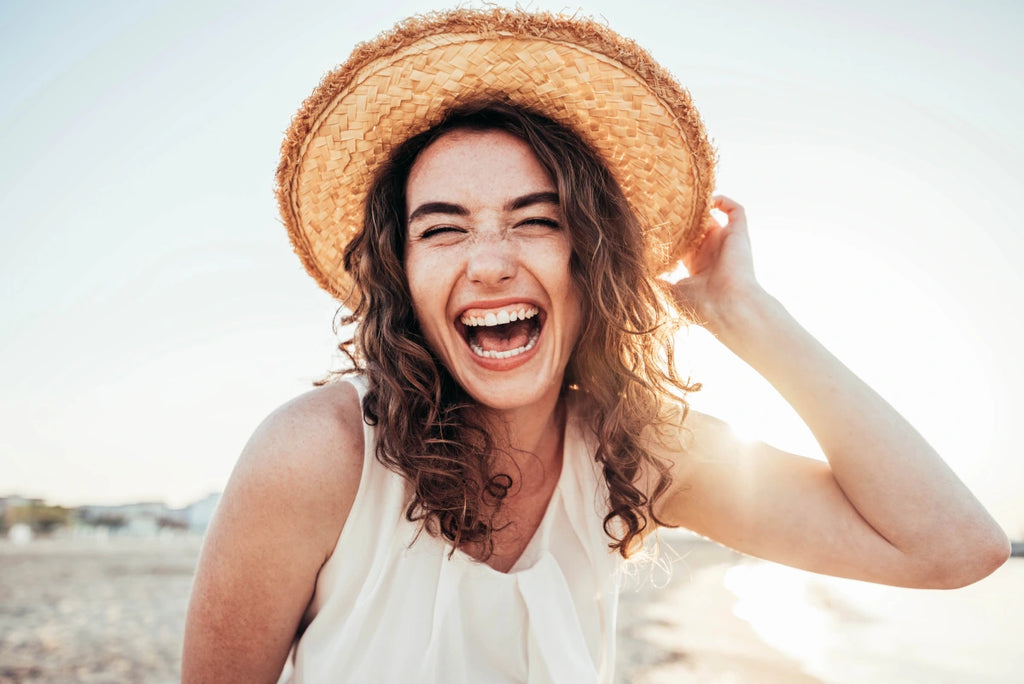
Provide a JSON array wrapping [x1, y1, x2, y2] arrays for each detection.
[[1, 493, 221, 538]]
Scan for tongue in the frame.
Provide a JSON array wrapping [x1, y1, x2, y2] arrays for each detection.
[[471, 319, 533, 352]]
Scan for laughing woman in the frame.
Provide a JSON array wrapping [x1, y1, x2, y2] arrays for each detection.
[[182, 9, 1009, 683]]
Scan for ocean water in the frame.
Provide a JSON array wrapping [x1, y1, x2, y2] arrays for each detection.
[[724, 557, 1024, 683]]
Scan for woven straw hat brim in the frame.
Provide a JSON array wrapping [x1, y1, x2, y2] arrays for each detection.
[[277, 8, 717, 303]]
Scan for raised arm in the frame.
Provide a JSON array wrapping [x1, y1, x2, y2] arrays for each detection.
[[657, 196, 1009, 588], [182, 381, 364, 682]]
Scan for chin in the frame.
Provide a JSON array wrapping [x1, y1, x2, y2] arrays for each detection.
[[448, 352, 568, 415], [477, 378, 562, 409]]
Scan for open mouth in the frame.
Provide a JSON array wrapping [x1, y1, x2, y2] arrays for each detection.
[[457, 305, 542, 360]]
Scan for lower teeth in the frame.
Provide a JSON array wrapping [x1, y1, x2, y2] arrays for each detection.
[[470, 330, 539, 359]]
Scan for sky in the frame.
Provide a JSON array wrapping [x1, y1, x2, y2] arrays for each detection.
[[2, 0, 1022, 535]]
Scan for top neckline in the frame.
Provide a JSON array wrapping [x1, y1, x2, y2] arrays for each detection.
[[346, 373, 585, 578]]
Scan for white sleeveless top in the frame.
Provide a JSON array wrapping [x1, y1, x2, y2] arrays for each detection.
[[281, 377, 623, 683]]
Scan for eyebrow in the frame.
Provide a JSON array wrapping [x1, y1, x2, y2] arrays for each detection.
[[407, 191, 560, 223], [407, 201, 468, 223], [507, 191, 559, 211]]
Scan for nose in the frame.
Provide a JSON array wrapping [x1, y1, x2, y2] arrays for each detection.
[[465, 234, 518, 286]]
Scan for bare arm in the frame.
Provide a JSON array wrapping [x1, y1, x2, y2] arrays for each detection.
[[182, 381, 363, 682], [658, 197, 1009, 588]]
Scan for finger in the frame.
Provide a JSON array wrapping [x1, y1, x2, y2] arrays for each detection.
[[712, 194, 745, 217], [711, 194, 749, 237]]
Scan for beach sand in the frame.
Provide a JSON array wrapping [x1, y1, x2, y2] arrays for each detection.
[[0, 536, 202, 684], [0, 534, 811, 683]]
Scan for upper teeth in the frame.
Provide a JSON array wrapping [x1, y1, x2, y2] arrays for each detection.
[[460, 306, 539, 327]]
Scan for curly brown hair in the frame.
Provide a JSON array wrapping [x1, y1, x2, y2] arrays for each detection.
[[335, 99, 697, 558]]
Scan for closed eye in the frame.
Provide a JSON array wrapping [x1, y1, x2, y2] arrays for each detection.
[[516, 217, 560, 230], [418, 225, 466, 239]]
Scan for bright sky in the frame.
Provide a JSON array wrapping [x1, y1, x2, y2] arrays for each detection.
[[2, 0, 1022, 535]]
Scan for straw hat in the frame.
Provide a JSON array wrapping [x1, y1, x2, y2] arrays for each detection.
[[277, 7, 716, 303]]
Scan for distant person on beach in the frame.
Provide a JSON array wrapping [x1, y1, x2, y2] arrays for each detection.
[[182, 9, 1009, 683]]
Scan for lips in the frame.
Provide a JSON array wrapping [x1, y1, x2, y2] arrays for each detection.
[[456, 303, 543, 360]]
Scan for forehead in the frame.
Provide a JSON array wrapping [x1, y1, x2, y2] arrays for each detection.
[[406, 129, 555, 206]]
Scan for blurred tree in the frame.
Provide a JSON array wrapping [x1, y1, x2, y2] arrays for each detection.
[[8, 502, 72, 534]]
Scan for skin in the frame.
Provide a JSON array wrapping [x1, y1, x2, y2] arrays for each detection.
[[182, 133, 1011, 683], [404, 129, 582, 421]]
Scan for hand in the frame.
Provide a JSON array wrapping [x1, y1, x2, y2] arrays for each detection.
[[670, 195, 762, 333]]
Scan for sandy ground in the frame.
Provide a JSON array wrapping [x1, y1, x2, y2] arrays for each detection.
[[0, 536, 202, 684], [0, 534, 814, 683]]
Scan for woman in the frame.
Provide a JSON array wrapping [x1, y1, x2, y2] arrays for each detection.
[[183, 9, 1009, 683]]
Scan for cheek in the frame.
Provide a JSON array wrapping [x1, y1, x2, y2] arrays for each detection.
[[404, 252, 450, 334], [548, 242, 579, 304], [558, 247, 585, 341], [566, 285, 585, 343], [546, 246, 584, 340]]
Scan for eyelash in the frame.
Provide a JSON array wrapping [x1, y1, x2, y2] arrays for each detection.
[[521, 218, 560, 229], [418, 218, 560, 239], [419, 226, 464, 239]]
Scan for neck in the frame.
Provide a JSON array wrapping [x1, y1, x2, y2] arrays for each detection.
[[480, 388, 567, 491]]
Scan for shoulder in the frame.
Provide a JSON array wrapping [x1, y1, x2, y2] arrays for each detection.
[[183, 379, 367, 680], [244, 378, 365, 474], [234, 378, 365, 542], [202, 377, 368, 576], [637, 405, 728, 521]]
